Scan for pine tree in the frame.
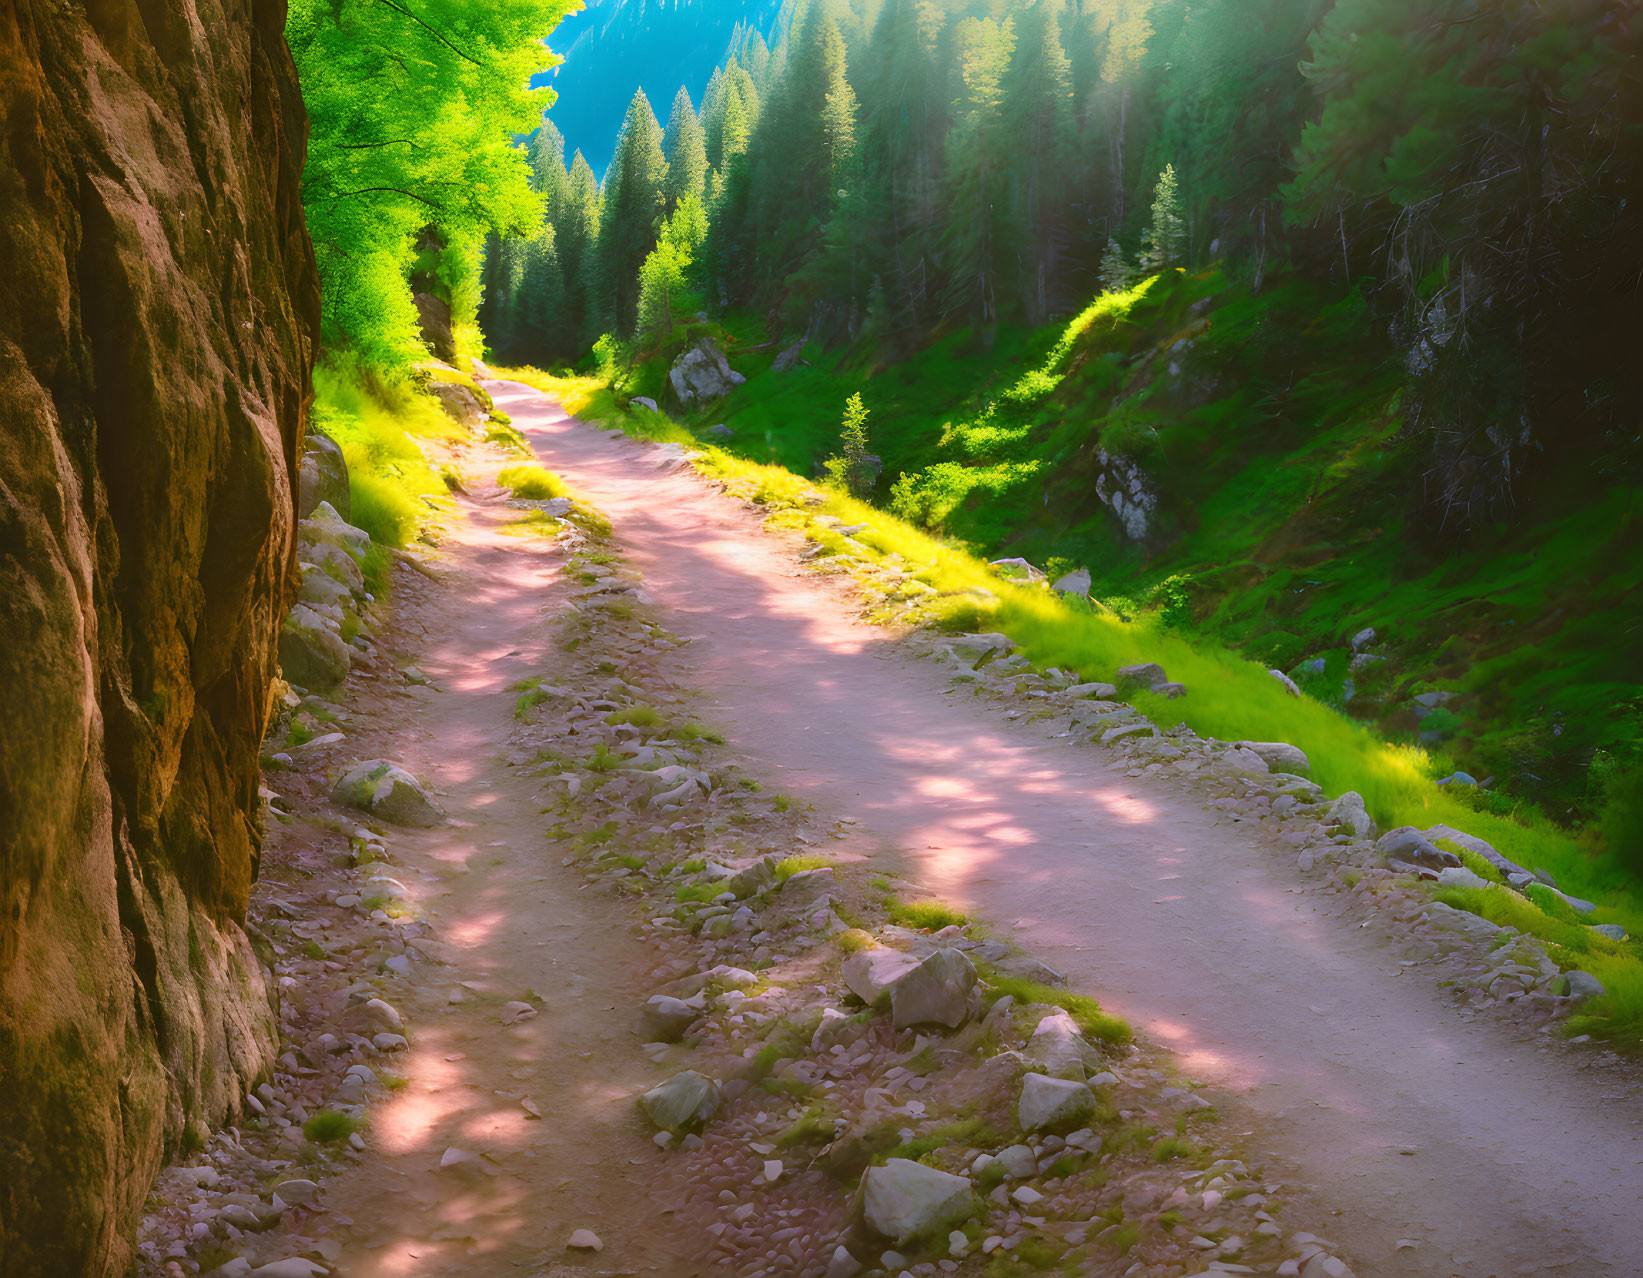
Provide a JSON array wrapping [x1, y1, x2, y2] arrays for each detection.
[[1004, 0, 1074, 320], [823, 393, 875, 497], [662, 87, 708, 211], [595, 89, 669, 336], [940, 16, 1017, 338], [1139, 163, 1183, 272], [1099, 238, 1134, 293], [637, 194, 710, 334], [529, 118, 571, 206]]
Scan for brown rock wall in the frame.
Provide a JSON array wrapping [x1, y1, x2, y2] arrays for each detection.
[[0, 0, 319, 1272]]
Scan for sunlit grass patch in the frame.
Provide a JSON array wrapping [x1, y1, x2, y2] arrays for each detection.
[[884, 896, 969, 931], [982, 973, 1134, 1048], [671, 720, 725, 744], [774, 854, 829, 882], [606, 704, 663, 728], [505, 510, 564, 540], [497, 464, 569, 501]]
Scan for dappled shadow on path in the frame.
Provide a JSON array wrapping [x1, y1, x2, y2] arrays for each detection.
[[309, 480, 700, 1276], [485, 381, 1640, 1278]]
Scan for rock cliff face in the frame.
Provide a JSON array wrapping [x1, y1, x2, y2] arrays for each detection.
[[0, 1, 319, 1273]]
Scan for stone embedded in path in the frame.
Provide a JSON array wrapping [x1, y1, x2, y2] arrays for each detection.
[[1018, 1072, 1096, 1133], [246, 1261, 328, 1278], [332, 760, 446, 827], [1234, 741, 1311, 778], [948, 632, 1014, 659], [1218, 745, 1271, 776], [637, 994, 699, 1042], [567, 1229, 604, 1251], [641, 1070, 720, 1134], [842, 948, 922, 1005], [1028, 1010, 1098, 1078], [1436, 866, 1492, 891], [1425, 902, 1503, 944], [780, 866, 836, 899], [887, 948, 978, 1029], [723, 856, 776, 899], [861, 1158, 976, 1245], [1063, 681, 1119, 700], [994, 1145, 1036, 1178]]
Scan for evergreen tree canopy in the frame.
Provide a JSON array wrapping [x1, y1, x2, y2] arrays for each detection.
[[663, 88, 710, 211], [597, 90, 671, 337]]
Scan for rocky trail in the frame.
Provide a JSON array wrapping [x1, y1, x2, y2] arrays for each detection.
[[476, 380, 1643, 1278], [134, 383, 1641, 1278]]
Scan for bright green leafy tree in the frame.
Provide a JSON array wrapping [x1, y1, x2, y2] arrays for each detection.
[[287, 0, 577, 369]]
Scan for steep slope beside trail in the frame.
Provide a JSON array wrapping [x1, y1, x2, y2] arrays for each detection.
[[489, 379, 1643, 1278]]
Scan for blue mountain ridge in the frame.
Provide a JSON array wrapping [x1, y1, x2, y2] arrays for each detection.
[[536, 0, 785, 177]]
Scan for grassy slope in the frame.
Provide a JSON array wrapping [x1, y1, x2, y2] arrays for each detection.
[[497, 362, 1643, 1042], [663, 273, 1643, 837], [310, 359, 469, 552]]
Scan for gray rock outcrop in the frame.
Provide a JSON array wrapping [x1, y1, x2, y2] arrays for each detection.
[[669, 340, 746, 406], [888, 948, 978, 1029], [299, 435, 351, 519], [1234, 741, 1311, 778], [861, 1159, 975, 1245], [641, 1071, 720, 1133], [1018, 1072, 1097, 1132]]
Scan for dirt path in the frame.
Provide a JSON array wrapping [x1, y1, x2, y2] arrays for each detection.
[[489, 379, 1643, 1278], [299, 477, 699, 1276]]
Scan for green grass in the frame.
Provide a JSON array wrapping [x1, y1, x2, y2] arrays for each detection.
[[606, 704, 663, 728], [884, 896, 970, 931], [497, 464, 568, 501], [835, 928, 875, 954], [302, 1110, 361, 1144], [774, 854, 829, 882], [311, 357, 456, 549], [878, 1116, 1004, 1166], [982, 973, 1133, 1048], [672, 721, 725, 744]]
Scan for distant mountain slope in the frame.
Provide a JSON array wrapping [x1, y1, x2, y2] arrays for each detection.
[[543, 0, 784, 176]]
